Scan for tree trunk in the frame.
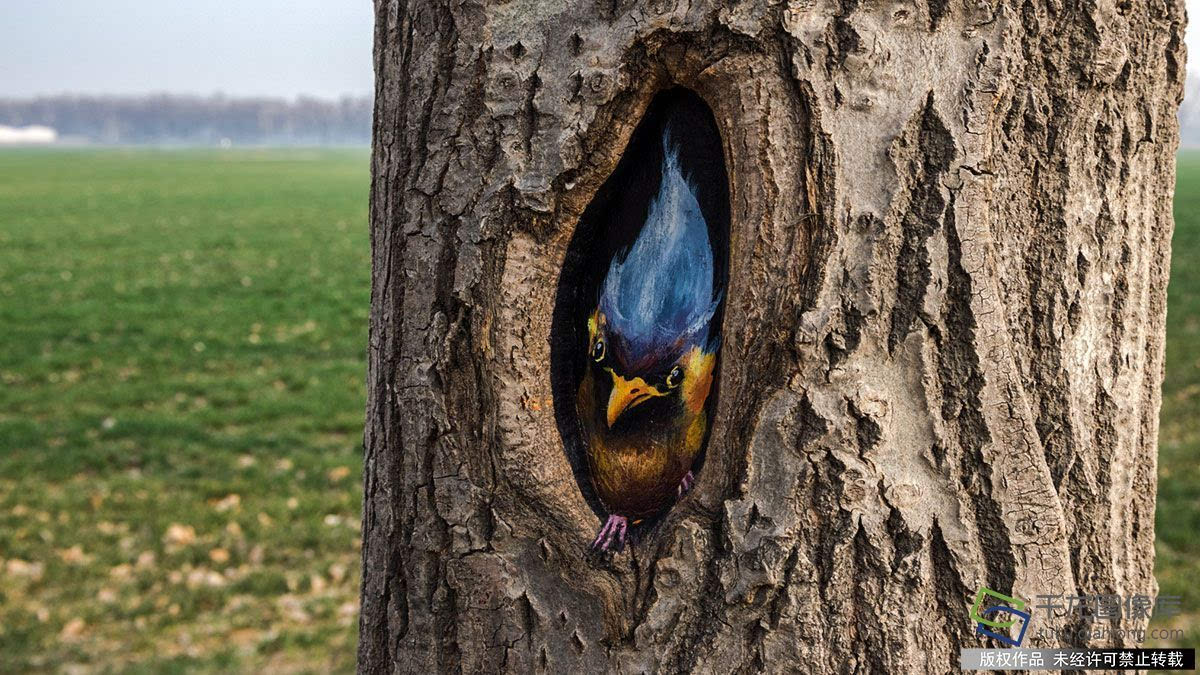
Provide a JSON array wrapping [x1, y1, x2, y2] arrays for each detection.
[[359, 0, 1184, 672]]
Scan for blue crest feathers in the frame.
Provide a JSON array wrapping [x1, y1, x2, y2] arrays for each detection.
[[599, 130, 721, 366]]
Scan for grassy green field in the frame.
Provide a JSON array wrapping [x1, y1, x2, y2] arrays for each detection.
[[0, 149, 369, 672], [1157, 151, 1200, 649], [0, 147, 1195, 671]]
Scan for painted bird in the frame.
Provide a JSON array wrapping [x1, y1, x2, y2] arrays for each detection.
[[577, 130, 722, 552]]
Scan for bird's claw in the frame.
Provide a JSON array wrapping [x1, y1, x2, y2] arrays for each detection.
[[591, 514, 629, 552], [677, 470, 695, 497]]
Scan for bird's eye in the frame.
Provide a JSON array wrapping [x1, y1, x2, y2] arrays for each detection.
[[591, 339, 606, 362], [665, 365, 684, 389]]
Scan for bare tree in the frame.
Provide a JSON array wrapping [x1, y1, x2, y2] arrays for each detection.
[[359, 0, 1184, 672]]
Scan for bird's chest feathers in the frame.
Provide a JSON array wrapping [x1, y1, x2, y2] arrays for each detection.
[[592, 420, 686, 473], [586, 412, 705, 513]]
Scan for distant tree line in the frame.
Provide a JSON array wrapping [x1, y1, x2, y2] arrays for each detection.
[[0, 94, 371, 145]]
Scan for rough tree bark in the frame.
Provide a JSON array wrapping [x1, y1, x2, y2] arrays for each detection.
[[359, 0, 1184, 672]]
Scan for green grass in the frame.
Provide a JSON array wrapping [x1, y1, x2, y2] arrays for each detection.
[[0, 148, 369, 672], [1156, 150, 1200, 648], [0, 147, 1195, 670]]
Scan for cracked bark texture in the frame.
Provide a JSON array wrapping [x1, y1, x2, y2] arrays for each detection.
[[359, 0, 1184, 672]]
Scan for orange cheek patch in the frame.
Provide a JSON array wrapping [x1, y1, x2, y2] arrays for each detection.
[[681, 347, 715, 416], [586, 309, 601, 341]]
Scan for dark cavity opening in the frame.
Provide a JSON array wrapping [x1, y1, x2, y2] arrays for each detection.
[[550, 88, 730, 522]]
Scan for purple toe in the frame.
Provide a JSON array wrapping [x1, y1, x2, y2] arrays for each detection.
[[677, 470, 695, 496], [591, 514, 629, 552]]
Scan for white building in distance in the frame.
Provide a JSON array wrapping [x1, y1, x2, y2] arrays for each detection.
[[0, 125, 58, 144]]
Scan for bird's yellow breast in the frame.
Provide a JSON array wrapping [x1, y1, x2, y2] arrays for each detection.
[[584, 411, 707, 520]]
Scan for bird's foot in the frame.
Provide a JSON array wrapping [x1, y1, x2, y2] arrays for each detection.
[[677, 470, 695, 497], [591, 514, 629, 552]]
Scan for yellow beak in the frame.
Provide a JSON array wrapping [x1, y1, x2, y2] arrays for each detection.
[[606, 373, 657, 428]]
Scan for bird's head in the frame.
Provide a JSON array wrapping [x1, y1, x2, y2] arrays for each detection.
[[586, 309, 717, 429], [585, 131, 721, 431]]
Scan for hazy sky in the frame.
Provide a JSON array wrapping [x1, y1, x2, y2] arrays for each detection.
[[0, 2, 1194, 100], [1188, 1, 1198, 76], [1, 1, 373, 99]]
